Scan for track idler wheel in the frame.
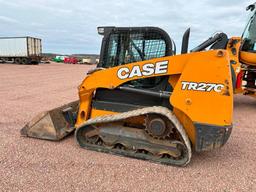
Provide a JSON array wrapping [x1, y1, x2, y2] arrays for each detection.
[[145, 115, 173, 139]]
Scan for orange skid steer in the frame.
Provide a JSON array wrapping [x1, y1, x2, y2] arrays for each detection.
[[21, 26, 233, 166]]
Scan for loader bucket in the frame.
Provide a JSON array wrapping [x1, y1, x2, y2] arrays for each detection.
[[20, 101, 79, 141]]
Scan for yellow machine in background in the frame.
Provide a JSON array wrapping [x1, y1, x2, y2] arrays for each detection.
[[21, 3, 256, 166], [233, 3, 256, 97], [192, 3, 256, 97]]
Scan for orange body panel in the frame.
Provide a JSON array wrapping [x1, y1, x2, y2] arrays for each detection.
[[90, 108, 117, 119], [240, 51, 256, 66], [170, 50, 232, 126], [226, 37, 244, 94], [226, 37, 241, 76]]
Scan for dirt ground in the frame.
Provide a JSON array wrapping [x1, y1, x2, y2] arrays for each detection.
[[0, 62, 255, 192]]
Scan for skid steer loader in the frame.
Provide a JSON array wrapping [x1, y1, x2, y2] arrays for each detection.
[[20, 3, 256, 166]]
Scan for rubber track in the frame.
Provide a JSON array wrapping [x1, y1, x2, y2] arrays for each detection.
[[75, 106, 192, 166]]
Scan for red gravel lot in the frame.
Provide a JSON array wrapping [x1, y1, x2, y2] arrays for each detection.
[[0, 62, 255, 192]]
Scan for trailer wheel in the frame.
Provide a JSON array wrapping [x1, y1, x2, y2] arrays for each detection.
[[14, 58, 22, 64], [21, 58, 28, 65], [2, 58, 7, 63]]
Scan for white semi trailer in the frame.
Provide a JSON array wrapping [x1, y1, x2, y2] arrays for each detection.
[[0, 37, 42, 64]]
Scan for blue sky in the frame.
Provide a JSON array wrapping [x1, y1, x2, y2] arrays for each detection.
[[0, 0, 252, 54]]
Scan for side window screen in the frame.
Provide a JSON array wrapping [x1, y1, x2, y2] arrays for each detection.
[[106, 34, 118, 67], [103, 31, 167, 68], [144, 39, 166, 60]]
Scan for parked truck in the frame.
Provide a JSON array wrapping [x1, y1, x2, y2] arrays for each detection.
[[52, 55, 68, 63], [0, 36, 42, 64]]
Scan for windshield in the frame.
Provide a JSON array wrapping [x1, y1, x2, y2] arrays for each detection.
[[242, 9, 256, 52], [104, 32, 167, 67]]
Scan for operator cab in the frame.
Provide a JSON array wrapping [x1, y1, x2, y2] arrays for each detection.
[[240, 2, 256, 66], [97, 26, 175, 68], [93, 27, 177, 112]]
